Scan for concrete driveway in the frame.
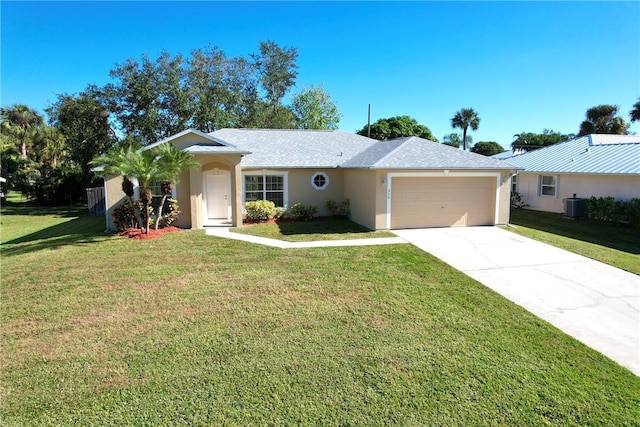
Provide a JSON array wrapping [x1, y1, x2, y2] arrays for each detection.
[[393, 226, 640, 376]]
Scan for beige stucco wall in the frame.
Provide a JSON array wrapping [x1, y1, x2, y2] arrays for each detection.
[[516, 172, 640, 213], [283, 169, 346, 216], [343, 169, 379, 230], [104, 174, 127, 231]]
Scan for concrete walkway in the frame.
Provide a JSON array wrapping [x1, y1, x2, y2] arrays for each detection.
[[393, 226, 640, 376], [205, 226, 406, 248]]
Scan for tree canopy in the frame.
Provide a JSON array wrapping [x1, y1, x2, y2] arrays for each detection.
[[470, 141, 504, 156], [291, 85, 342, 130], [511, 129, 574, 152], [451, 108, 480, 151], [357, 116, 437, 141], [630, 98, 640, 123], [578, 104, 628, 136]]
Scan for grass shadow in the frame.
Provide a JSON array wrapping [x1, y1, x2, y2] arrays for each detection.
[[510, 209, 640, 255], [1, 214, 109, 257], [275, 219, 372, 236]]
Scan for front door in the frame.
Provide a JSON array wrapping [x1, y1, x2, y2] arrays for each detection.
[[204, 171, 230, 220]]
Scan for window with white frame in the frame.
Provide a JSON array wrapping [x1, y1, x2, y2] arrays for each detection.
[[539, 175, 558, 197], [511, 174, 518, 193], [244, 173, 286, 207], [311, 172, 329, 190]]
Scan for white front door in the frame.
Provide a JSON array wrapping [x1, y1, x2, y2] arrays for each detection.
[[204, 171, 230, 220]]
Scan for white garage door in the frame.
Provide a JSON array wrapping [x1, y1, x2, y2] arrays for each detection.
[[390, 176, 495, 229]]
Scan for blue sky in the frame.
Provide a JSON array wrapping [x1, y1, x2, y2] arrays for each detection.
[[2, 1, 639, 147]]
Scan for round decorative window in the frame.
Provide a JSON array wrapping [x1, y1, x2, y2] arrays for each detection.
[[311, 172, 329, 190]]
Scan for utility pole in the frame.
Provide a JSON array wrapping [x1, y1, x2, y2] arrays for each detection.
[[367, 104, 371, 138]]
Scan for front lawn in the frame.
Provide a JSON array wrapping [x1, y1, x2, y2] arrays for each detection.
[[508, 208, 640, 275], [2, 201, 639, 425], [231, 219, 396, 242]]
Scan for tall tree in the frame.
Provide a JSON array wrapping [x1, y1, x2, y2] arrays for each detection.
[[0, 104, 44, 159], [357, 116, 437, 141], [470, 141, 504, 156], [251, 41, 298, 113], [511, 129, 573, 152], [104, 51, 191, 144], [630, 98, 640, 123], [33, 125, 67, 168], [188, 46, 257, 131], [291, 85, 342, 130], [578, 104, 628, 136], [451, 108, 480, 151], [46, 91, 116, 183]]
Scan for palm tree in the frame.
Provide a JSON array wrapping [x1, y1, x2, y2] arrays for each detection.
[[630, 98, 640, 123], [37, 126, 67, 167], [451, 108, 480, 150], [578, 104, 628, 136], [91, 142, 196, 233], [151, 143, 197, 230], [0, 104, 44, 159]]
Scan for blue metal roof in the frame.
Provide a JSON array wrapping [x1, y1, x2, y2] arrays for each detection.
[[504, 134, 640, 175]]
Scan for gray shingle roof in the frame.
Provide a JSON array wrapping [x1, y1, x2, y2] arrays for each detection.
[[504, 134, 640, 174], [352, 136, 520, 170], [208, 129, 517, 170]]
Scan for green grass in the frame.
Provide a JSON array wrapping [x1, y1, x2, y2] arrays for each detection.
[[508, 209, 640, 275], [231, 219, 396, 242], [2, 199, 640, 425]]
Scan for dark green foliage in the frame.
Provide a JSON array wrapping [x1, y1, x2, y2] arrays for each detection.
[[289, 202, 317, 221], [451, 108, 480, 150], [112, 199, 138, 230], [470, 141, 504, 156], [511, 129, 574, 152], [325, 199, 350, 217], [578, 105, 629, 136], [357, 116, 437, 141], [112, 198, 179, 231], [244, 200, 277, 221], [31, 165, 86, 206], [585, 197, 640, 227], [510, 191, 527, 209]]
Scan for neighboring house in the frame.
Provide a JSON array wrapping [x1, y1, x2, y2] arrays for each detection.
[[501, 134, 640, 213], [102, 128, 519, 231]]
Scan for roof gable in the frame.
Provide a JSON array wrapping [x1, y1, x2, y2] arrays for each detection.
[[505, 134, 640, 174]]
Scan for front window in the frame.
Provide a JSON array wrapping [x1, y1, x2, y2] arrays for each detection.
[[539, 175, 557, 197], [511, 174, 518, 193], [244, 174, 285, 207]]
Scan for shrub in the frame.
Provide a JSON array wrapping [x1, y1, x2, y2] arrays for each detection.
[[158, 198, 180, 228], [274, 206, 287, 219], [289, 202, 317, 222], [510, 191, 527, 209], [325, 199, 350, 218], [112, 200, 137, 231], [244, 200, 277, 221], [585, 196, 640, 227]]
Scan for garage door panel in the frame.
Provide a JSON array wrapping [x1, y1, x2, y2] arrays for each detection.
[[391, 177, 495, 229]]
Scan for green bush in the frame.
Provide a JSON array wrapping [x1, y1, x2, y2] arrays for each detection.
[[289, 202, 317, 222], [244, 200, 277, 221], [325, 199, 350, 218], [112, 199, 137, 231], [157, 198, 180, 228], [510, 191, 527, 209], [585, 196, 640, 227]]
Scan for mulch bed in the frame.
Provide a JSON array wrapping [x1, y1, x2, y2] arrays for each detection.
[[118, 226, 181, 240]]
